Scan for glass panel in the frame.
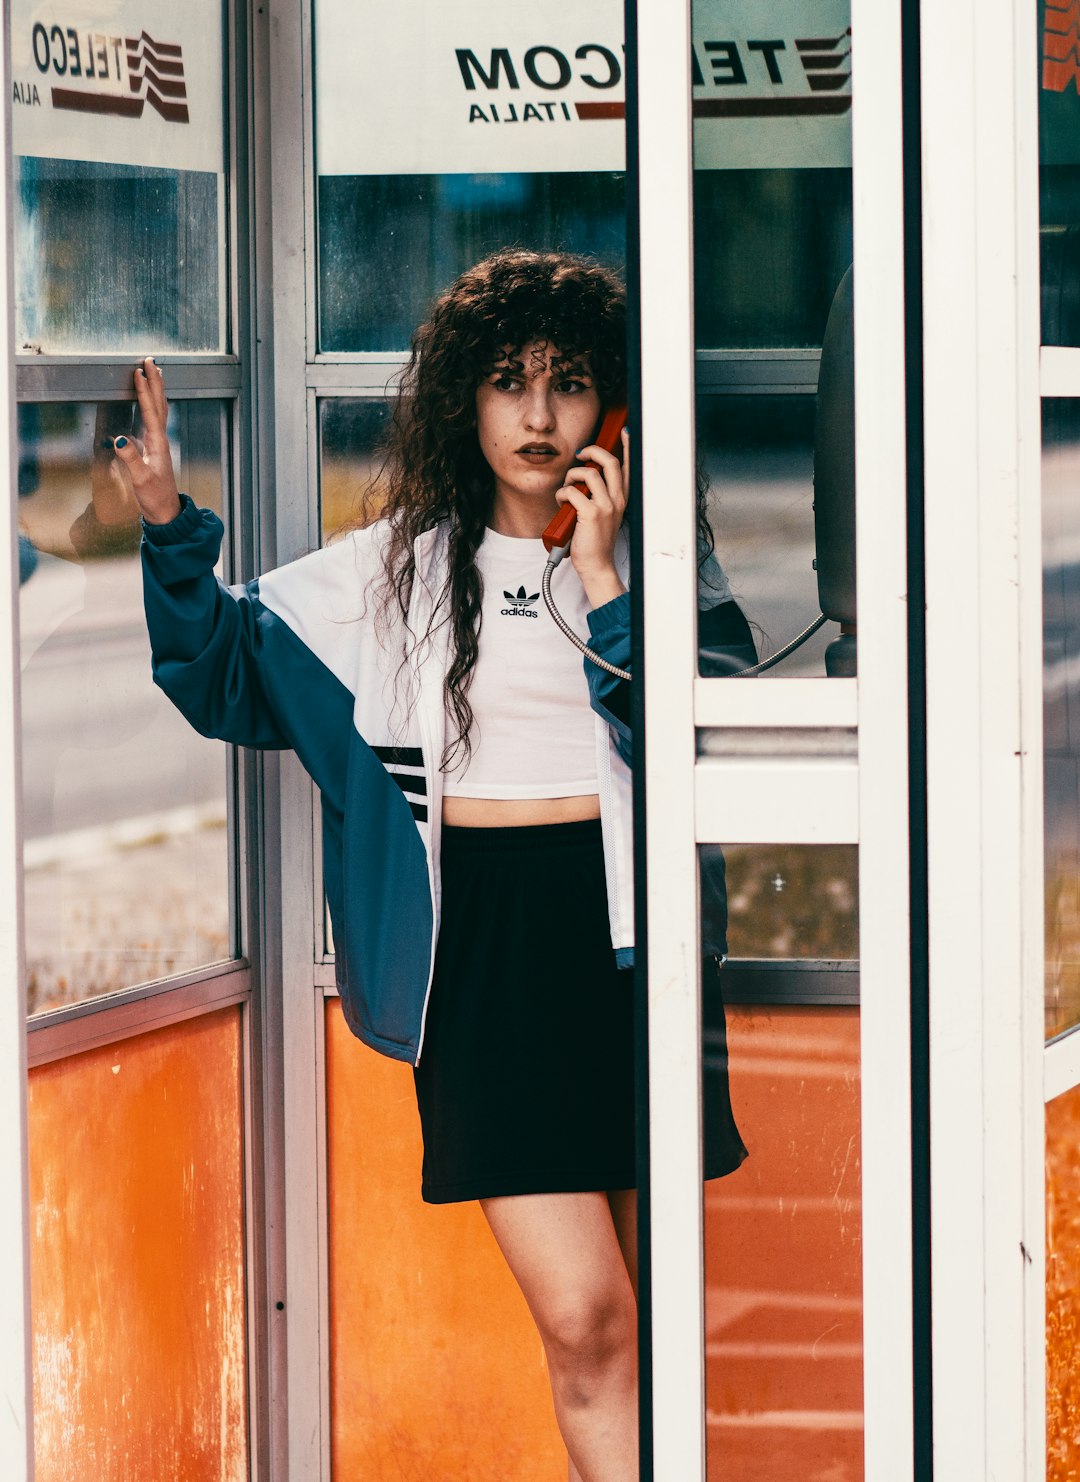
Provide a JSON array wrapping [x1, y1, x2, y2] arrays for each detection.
[[319, 398, 391, 544], [325, 999, 564, 1477], [313, 0, 627, 350], [712, 843, 859, 960], [19, 400, 232, 1014], [697, 396, 839, 678], [318, 175, 626, 353], [29, 1007, 248, 1480], [1038, 0, 1080, 346], [693, 0, 854, 678], [694, 173, 852, 350], [1048, 1081, 1080, 1478], [1043, 400, 1080, 1037], [701, 844, 863, 1481], [11, 2, 226, 353]]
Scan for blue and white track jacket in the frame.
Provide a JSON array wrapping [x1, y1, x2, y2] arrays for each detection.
[[141, 496, 751, 1065]]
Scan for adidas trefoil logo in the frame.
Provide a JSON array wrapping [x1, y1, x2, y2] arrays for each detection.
[[501, 584, 541, 619]]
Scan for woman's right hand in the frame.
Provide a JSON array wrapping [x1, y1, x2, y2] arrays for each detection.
[[111, 358, 182, 525]]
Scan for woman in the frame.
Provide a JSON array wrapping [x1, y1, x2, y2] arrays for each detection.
[[117, 250, 750, 1482]]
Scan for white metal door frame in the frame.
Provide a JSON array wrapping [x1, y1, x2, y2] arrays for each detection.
[[634, 2, 914, 1480], [919, 0, 1046, 1475], [0, 0, 35, 1472]]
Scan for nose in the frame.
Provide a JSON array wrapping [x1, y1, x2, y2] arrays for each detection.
[[522, 379, 556, 433]]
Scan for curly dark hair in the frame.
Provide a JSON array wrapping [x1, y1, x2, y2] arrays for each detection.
[[360, 249, 628, 770]]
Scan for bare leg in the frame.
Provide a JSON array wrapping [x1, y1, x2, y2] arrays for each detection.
[[566, 1190, 637, 1481], [481, 1192, 638, 1482]]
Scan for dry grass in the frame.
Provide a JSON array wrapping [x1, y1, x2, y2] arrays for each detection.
[[24, 822, 230, 1016], [723, 843, 859, 960], [1047, 856, 1080, 1038]]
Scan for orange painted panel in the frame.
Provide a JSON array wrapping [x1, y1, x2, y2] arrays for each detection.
[[706, 1005, 864, 1482], [1047, 1079, 1080, 1478], [326, 1000, 565, 1480], [29, 1007, 249, 1482], [328, 999, 863, 1480]]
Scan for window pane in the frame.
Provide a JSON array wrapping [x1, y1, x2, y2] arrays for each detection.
[[697, 396, 841, 678], [708, 843, 859, 961], [11, 3, 226, 353], [19, 400, 232, 1014], [692, 0, 854, 679], [30, 1008, 249, 1479], [313, 0, 627, 350], [695, 171, 852, 350], [700, 844, 863, 1481], [692, 5, 852, 351], [319, 397, 391, 543], [317, 174, 626, 353], [1038, 0, 1080, 346], [1043, 400, 1080, 1038]]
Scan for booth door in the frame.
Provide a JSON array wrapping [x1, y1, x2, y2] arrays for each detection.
[[634, 2, 915, 1479]]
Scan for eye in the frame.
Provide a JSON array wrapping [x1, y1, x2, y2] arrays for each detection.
[[555, 377, 589, 395], [489, 371, 521, 392]]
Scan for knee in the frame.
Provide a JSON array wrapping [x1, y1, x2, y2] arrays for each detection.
[[541, 1290, 637, 1394]]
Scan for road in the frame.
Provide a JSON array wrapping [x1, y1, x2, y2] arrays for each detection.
[[19, 549, 226, 842]]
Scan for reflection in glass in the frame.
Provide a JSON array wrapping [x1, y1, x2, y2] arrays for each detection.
[[14, 159, 224, 354], [709, 843, 859, 960], [694, 171, 852, 349], [317, 174, 626, 352], [691, 0, 854, 678], [1043, 401, 1080, 1037], [690, 0, 853, 353], [697, 397, 834, 677], [319, 398, 392, 544], [1038, 0, 1080, 346], [700, 843, 862, 1481], [19, 401, 231, 1014]]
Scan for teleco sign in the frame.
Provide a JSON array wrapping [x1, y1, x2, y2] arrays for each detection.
[[10, 0, 223, 174], [316, 0, 850, 176]]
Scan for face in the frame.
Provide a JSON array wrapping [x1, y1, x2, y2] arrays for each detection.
[[474, 341, 602, 508]]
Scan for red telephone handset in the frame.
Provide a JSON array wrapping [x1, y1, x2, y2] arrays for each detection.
[[541, 405, 629, 557]]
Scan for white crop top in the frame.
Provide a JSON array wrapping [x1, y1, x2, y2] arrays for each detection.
[[441, 527, 601, 799]]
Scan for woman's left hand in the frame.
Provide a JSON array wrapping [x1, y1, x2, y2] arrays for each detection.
[[556, 426, 630, 608]]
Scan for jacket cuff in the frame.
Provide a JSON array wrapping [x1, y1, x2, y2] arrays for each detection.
[[141, 492, 201, 546], [587, 590, 631, 638]]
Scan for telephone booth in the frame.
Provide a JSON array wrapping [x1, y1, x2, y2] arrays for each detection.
[[0, 0, 1073, 1479]]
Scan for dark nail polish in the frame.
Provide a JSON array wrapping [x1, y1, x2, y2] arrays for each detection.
[[114, 436, 128, 449], [138, 369, 147, 377], [101, 437, 113, 450]]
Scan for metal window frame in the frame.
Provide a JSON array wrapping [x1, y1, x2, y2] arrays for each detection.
[[260, 2, 326, 1478]]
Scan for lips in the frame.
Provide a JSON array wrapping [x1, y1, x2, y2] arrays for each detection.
[[516, 443, 558, 460]]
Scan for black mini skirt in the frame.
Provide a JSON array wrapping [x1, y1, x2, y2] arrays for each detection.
[[412, 818, 748, 1204]]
